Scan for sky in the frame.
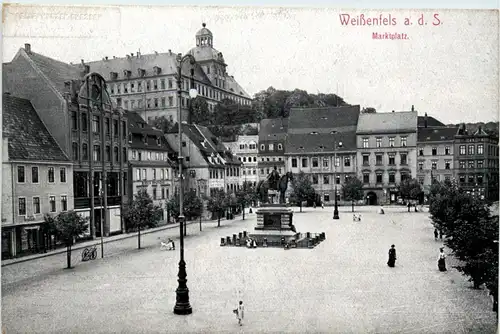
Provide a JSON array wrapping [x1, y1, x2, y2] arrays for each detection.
[[2, 5, 499, 124]]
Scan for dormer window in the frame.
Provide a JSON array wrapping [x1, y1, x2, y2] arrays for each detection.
[[137, 68, 146, 77], [299, 146, 304, 150], [260, 144, 265, 151], [110, 72, 118, 80], [277, 144, 283, 150], [153, 66, 162, 75], [310, 131, 318, 135], [157, 137, 161, 146], [123, 70, 131, 78]]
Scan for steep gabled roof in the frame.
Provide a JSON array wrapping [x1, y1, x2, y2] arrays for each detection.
[[417, 127, 458, 142], [418, 115, 446, 127], [357, 111, 417, 134], [288, 105, 360, 132], [259, 118, 288, 142], [286, 130, 357, 154], [3, 94, 69, 161], [128, 111, 175, 154]]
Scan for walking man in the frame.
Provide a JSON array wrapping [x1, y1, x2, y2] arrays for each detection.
[[235, 300, 244, 326]]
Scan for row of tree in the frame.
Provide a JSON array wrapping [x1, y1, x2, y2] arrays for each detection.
[[429, 179, 498, 314]]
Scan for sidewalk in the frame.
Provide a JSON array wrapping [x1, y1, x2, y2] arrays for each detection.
[[1, 219, 202, 267]]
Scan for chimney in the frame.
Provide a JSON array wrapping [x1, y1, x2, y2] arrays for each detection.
[[131, 53, 134, 57], [424, 112, 428, 128], [24, 43, 31, 54], [105, 56, 108, 60], [411, 105, 414, 112], [136, 51, 140, 58], [81, 59, 85, 65], [168, 49, 171, 54], [392, 110, 395, 113]]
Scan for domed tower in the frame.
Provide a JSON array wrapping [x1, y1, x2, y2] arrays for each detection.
[[189, 23, 227, 89]]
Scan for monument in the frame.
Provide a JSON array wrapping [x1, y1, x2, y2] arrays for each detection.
[[251, 167, 297, 244]]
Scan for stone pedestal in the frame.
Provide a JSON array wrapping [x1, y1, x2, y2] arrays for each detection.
[[249, 204, 297, 243]]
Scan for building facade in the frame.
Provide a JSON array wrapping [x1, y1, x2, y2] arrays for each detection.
[[127, 112, 176, 222], [417, 125, 457, 192], [356, 111, 418, 204], [2, 95, 74, 259], [224, 135, 259, 187], [258, 118, 288, 179], [84, 23, 251, 124], [3, 44, 129, 238], [286, 106, 360, 204], [454, 124, 499, 201]]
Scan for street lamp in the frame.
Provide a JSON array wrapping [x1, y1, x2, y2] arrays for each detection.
[[332, 131, 342, 220], [173, 53, 197, 315], [99, 176, 105, 258]]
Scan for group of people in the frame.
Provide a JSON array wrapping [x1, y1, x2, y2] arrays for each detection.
[[387, 244, 447, 271], [246, 238, 257, 248]]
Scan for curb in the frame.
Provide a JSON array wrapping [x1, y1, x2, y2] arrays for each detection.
[[1, 220, 201, 267]]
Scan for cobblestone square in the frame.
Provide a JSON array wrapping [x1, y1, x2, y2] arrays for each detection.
[[2, 207, 497, 333]]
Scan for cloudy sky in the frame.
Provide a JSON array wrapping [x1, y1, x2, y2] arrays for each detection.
[[3, 5, 498, 124]]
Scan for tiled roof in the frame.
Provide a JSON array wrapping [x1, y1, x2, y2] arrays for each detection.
[[2, 94, 69, 161], [85, 52, 212, 87], [418, 115, 445, 127], [128, 111, 175, 154], [285, 130, 357, 154], [23, 49, 83, 95], [195, 124, 242, 165], [288, 105, 360, 132], [417, 127, 458, 142], [259, 118, 288, 142], [357, 111, 417, 134], [128, 111, 165, 136]]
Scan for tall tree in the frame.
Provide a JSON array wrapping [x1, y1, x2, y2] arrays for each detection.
[[290, 171, 316, 212], [189, 96, 211, 125], [166, 190, 203, 222], [46, 211, 88, 269], [342, 177, 364, 212], [153, 116, 174, 133], [206, 189, 227, 227], [398, 178, 423, 209], [123, 189, 162, 249], [235, 182, 257, 220]]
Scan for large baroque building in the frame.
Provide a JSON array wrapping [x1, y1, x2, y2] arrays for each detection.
[[2, 94, 74, 259], [356, 111, 418, 204], [3, 44, 129, 238], [127, 112, 176, 222], [286, 106, 360, 204], [84, 23, 251, 124]]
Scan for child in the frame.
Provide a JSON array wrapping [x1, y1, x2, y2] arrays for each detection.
[[234, 300, 244, 326]]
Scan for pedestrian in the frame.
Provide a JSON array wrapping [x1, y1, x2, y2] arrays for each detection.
[[407, 202, 411, 212], [438, 247, 447, 271], [439, 230, 443, 240], [313, 202, 317, 209], [387, 244, 396, 267], [234, 300, 244, 326], [434, 229, 438, 240], [168, 238, 175, 250], [321, 202, 324, 209]]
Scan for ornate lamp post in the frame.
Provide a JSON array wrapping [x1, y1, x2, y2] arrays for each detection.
[[332, 131, 343, 220], [173, 53, 197, 315]]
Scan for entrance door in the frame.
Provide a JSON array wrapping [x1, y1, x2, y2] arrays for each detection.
[[366, 192, 378, 205]]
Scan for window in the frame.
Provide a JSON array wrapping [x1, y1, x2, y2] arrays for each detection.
[[33, 197, 40, 214], [400, 153, 407, 165], [389, 137, 395, 147], [477, 175, 484, 184], [459, 175, 466, 183], [17, 166, 25, 183], [477, 160, 484, 168], [335, 157, 340, 167], [335, 175, 340, 184], [302, 158, 308, 168], [161, 97, 166, 107], [388, 154, 395, 165], [459, 145, 466, 155], [249, 143, 256, 150], [445, 175, 451, 181], [142, 169, 147, 180], [168, 96, 174, 106], [113, 120, 119, 137], [32, 167, 39, 183], [106, 146, 111, 161], [323, 175, 329, 184], [269, 144, 274, 151], [418, 162, 423, 170], [388, 173, 395, 183], [146, 81, 150, 91], [376, 138, 382, 148], [18, 198, 26, 215], [49, 196, 56, 212], [61, 195, 67, 212], [468, 160, 475, 169], [431, 162, 437, 170], [161, 188, 165, 199], [468, 145, 475, 155], [312, 175, 318, 184], [153, 188, 157, 200], [376, 154, 383, 165], [477, 144, 484, 154], [363, 173, 370, 184], [418, 177, 424, 185], [114, 147, 119, 162], [168, 79, 173, 89], [71, 111, 77, 130], [376, 173, 383, 184], [401, 137, 407, 147], [92, 115, 100, 133], [260, 144, 265, 151], [344, 157, 351, 167], [135, 169, 141, 181], [122, 121, 127, 139], [123, 148, 127, 162], [419, 148, 424, 156], [312, 158, 319, 168], [432, 147, 437, 156], [81, 113, 88, 132], [445, 146, 450, 155], [154, 98, 159, 108], [153, 169, 157, 180], [82, 144, 88, 160], [468, 175, 475, 184], [277, 144, 283, 150], [362, 155, 369, 166], [459, 161, 466, 169], [93, 145, 101, 161], [362, 138, 369, 148], [48, 167, 55, 183], [147, 152, 151, 160], [60, 167, 66, 183]]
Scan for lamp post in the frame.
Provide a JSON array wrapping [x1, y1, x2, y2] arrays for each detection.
[[173, 53, 197, 315], [99, 176, 105, 258], [332, 131, 343, 220]]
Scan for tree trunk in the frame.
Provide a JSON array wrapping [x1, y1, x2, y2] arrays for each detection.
[[199, 216, 202, 231], [138, 227, 141, 249], [242, 204, 245, 220], [66, 244, 72, 269], [352, 201, 354, 212], [300, 202, 302, 212], [218, 212, 220, 227]]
